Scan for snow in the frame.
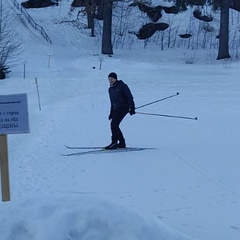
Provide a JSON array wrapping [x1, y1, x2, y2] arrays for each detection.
[[0, 1, 240, 240]]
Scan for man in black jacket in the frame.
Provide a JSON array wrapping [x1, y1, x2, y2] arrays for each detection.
[[105, 72, 135, 150]]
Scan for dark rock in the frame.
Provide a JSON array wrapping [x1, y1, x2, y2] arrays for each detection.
[[193, 10, 213, 22], [71, 0, 85, 7], [21, 0, 58, 9], [162, 6, 179, 14], [130, 2, 163, 22], [179, 33, 192, 38], [230, 0, 240, 12], [136, 23, 169, 40], [188, 0, 206, 6]]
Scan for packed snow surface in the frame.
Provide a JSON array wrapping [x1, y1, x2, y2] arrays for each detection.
[[0, 1, 239, 240]]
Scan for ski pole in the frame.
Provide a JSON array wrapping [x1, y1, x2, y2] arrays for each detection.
[[136, 111, 198, 120], [136, 92, 179, 109]]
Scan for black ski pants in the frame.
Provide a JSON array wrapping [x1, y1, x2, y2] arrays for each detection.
[[110, 107, 129, 143]]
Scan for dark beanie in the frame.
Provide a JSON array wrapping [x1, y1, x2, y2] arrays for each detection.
[[108, 72, 117, 80]]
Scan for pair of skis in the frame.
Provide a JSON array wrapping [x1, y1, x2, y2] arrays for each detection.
[[61, 145, 154, 156]]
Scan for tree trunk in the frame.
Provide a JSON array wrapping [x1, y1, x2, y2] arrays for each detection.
[[217, 0, 230, 60], [85, 0, 95, 37], [101, 0, 113, 54], [0, 69, 5, 80]]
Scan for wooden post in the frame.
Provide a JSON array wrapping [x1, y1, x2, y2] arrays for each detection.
[[35, 77, 42, 111], [23, 62, 26, 79], [99, 56, 103, 70], [0, 134, 10, 202], [48, 51, 53, 68]]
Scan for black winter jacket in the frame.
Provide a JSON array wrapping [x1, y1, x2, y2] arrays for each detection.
[[108, 80, 135, 111]]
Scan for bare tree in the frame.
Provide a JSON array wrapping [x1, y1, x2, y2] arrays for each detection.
[[85, 0, 96, 37], [101, 0, 113, 54], [217, 0, 230, 59], [0, 1, 21, 79]]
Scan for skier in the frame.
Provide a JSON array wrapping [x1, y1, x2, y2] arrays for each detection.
[[105, 72, 136, 150]]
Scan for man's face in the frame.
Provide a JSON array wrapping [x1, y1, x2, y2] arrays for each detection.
[[108, 77, 117, 85]]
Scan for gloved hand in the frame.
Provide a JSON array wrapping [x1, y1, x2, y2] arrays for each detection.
[[129, 107, 136, 116], [108, 111, 113, 120]]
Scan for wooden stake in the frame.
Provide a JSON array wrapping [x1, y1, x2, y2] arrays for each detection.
[[35, 77, 42, 111], [0, 134, 10, 202]]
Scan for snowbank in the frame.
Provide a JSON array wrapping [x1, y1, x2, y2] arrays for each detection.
[[0, 196, 193, 240]]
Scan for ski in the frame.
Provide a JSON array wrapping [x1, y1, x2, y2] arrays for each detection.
[[61, 147, 155, 156], [65, 145, 103, 150]]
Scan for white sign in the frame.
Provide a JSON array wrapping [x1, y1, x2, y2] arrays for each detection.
[[0, 94, 30, 134]]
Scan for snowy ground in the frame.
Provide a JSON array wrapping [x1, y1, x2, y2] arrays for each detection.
[[0, 1, 240, 240]]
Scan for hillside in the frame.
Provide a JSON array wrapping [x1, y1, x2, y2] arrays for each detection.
[[0, 1, 240, 240]]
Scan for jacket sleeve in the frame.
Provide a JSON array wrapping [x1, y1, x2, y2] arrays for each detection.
[[121, 83, 135, 109]]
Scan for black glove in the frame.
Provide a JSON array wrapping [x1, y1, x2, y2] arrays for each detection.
[[129, 107, 136, 116], [108, 111, 113, 120]]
